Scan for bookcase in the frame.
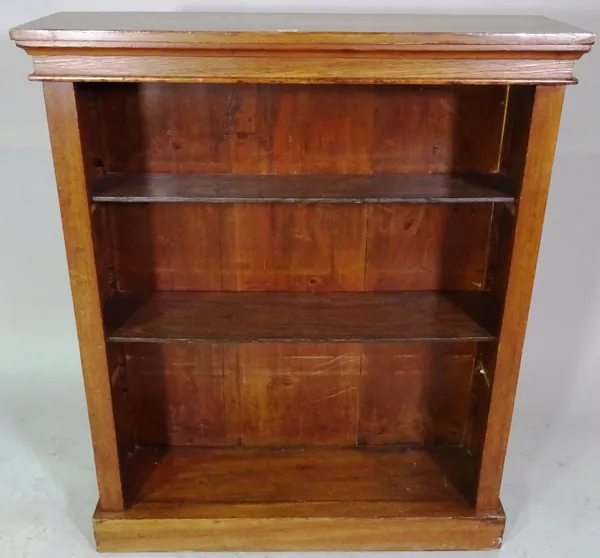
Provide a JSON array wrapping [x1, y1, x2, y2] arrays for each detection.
[[10, 12, 594, 552]]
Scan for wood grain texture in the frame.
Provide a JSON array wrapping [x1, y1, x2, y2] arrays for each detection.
[[105, 204, 495, 293], [92, 445, 504, 550], [132, 446, 474, 504], [109, 203, 222, 291], [365, 205, 493, 290], [10, 12, 593, 49], [107, 345, 136, 489], [94, 508, 504, 551], [359, 344, 476, 445], [81, 83, 507, 175], [28, 55, 578, 84], [89, 204, 115, 306], [95, 499, 493, 520], [115, 342, 477, 448], [124, 344, 240, 446], [464, 86, 529, 472], [92, 172, 516, 204], [371, 85, 506, 173], [233, 344, 360, 446], [11, 13, 593, 86], [221, 204, 366, 291], [476, 86, 566, 510], [105, 291, 498, 343], [43, 82, 124, 511]]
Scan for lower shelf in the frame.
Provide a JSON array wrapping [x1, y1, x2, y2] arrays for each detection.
[[94, 446, 505, 551]]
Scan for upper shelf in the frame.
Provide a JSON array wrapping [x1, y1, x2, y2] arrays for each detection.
[[92, 173, 515, 204]]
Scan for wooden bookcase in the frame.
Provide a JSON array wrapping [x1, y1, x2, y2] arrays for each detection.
[[11, 12, 594, 552]]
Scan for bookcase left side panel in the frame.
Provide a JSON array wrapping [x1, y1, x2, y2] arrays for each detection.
[[43, 81, 130, 511]]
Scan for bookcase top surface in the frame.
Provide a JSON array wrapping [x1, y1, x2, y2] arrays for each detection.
[[11, 12, 594, 50]]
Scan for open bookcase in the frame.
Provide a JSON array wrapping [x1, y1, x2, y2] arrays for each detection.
[[11, 12, 594, 552]]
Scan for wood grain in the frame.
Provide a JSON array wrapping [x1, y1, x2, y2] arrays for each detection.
[[10, 12, 593, 50], [92, 172, 515, 204], [109, 203, 222, 291], [29, 55, 578, 84], [105, 291, 498, 344], [106, 203, 495, 293], [359, 344, 476, 445], [105, 341, 480, 448], [94, 507, 504, 551], [133, 446, 474, 504], [233, 344, 360, 446], [107, 345, 136, 485], [221, 204, 366, 291], [476, 86, 566, 510], [11, 12, 593, 86], [124, 344, 239, 446], [43, 82, 124, 511], [89, 203, 115, 305], [371, 85, 506, 173], [80, 83, 507, 174], [365, 205, 493, 290]]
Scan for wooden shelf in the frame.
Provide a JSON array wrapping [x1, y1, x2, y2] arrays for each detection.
[[130, 446, 474, 505], [106, 291, 497, 344], [92, 173, 515, 204]]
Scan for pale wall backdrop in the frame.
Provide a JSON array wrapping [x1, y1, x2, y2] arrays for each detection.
[[1, 0, 599, 526]]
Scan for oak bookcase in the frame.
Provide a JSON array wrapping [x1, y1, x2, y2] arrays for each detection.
[[10, 12, 594, 552]]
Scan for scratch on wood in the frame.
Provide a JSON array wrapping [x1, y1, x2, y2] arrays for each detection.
[[293, 354, 357, 374], [310, 386, 356, 403]]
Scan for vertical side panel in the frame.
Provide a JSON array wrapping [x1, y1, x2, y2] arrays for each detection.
[[476, 86, 565, 510], [108, 345, 137, 482], [43, 82, 124, 511], [465, 86, 525, 471], [90, 204, 115, 306]]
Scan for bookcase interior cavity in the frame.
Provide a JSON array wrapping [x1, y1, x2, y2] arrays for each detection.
[[79, 82, 522, 510]]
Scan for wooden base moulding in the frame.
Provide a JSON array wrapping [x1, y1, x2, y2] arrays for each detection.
[[94, 508, 505, 552], [94, 446, 505, 551]]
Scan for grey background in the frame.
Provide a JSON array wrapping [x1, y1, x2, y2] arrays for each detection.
[[1, 1, 599, 556]]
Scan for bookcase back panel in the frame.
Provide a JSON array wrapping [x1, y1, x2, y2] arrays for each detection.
[[109, 203, 492, 292], [120, 342, 476, 448], [80, 83, 507, 174]]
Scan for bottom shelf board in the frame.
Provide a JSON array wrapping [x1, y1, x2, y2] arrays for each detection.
[[94, 446, 505, 551], [130, 446, 475, 504]]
